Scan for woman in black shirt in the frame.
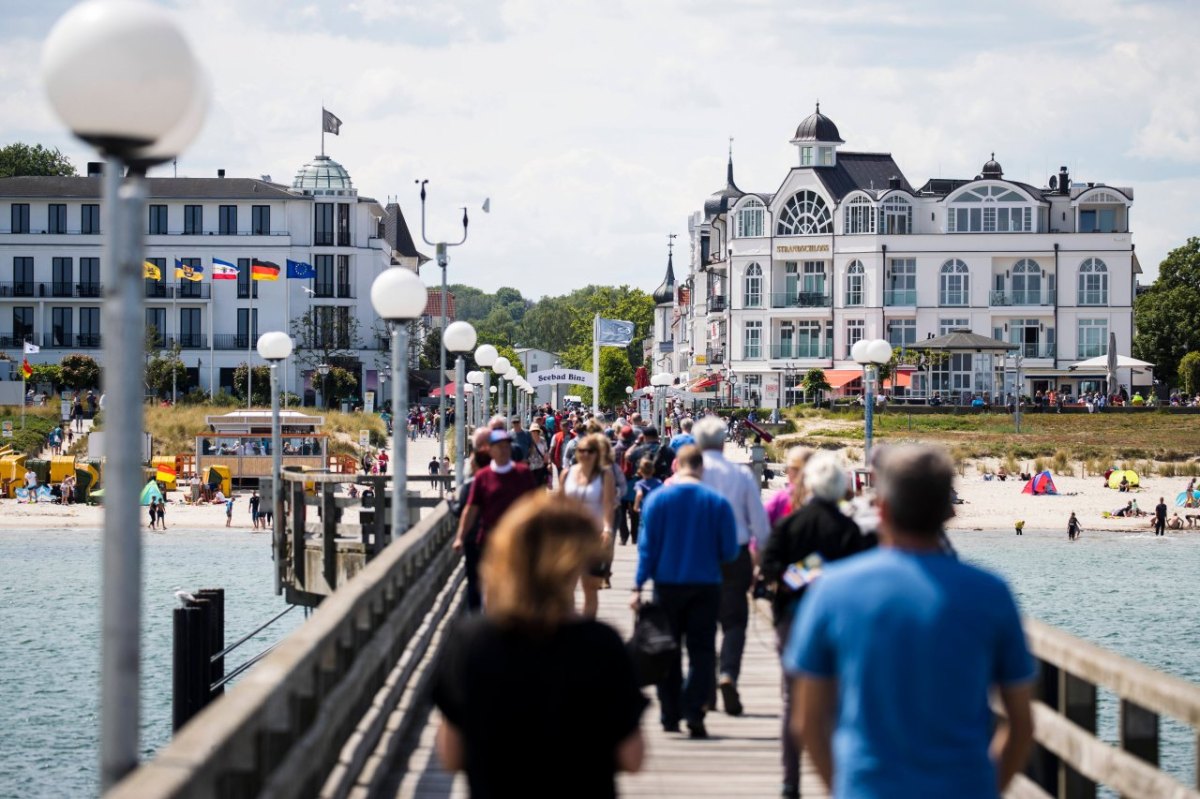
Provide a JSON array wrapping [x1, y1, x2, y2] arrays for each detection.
[[433, 492, 647, 798]]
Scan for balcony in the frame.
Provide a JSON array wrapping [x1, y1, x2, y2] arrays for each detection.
[[770, 292, 832, 309], [884, 289, 917, 307], [213, 333, 254, 350], [168, 334, 208, 350], [1011, 343, 1054, 359], [990, 290, 1056, 307], [312, 284, 356, 300], [145, 283, 212, 300], [939, 291, 969, 307], [0, 282, 105, 299], [0, 332, 37, 348], [706, 350, 724, 365], [40, 333, 103, 349], [770, 341, 833, 360], [1, 282, 37, 298], [707, 296, 726, 314]]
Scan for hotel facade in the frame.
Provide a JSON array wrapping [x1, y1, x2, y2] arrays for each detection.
[[664, 106, 1139, 406]]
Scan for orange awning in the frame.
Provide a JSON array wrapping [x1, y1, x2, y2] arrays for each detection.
[[884, 371, 913, 388], [824, 370, 863, 389]]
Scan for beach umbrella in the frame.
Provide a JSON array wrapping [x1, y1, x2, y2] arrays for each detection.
[[1106, 331, 1119, 396]]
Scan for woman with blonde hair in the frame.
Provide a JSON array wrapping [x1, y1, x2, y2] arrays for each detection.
[[434, 493, 646, 796], [765, 446, 813, 525], [558, 431, 616, 617]]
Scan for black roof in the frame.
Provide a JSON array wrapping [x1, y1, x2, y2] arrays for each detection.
[[383, 202, 430, 265], [652, 252, 676, 305], [811, 152, 913, 201], [915, 176, 1048, 202], [793, 103, 844, 143], [703, 155, 744, 219], [0, 175, 299, 200]]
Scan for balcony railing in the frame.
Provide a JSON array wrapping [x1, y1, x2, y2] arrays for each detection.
[[770, 292, 832, 309], [990, 290, 1056, 307], [939, 291, 969, 307], [1078, 292, 1108, 307], [770, 341, 833, 359], [707, 296, 726, 314], [40, 333, 102, 349], [884, 289, 917, 306], [214, 333, 254, 350], [145, 283, 212, 299], [168, 334, 208, 349], [1077, 346, 1107, 360], [313, 284, 356, 300], [706, 350, 724, 365], [0, 282, 105, 299], [0, 333, 37, 348], [1012, 343, 1054, 359], [1, 282, 37, 298]]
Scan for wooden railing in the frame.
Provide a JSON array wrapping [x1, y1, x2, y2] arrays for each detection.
[[1007, 618, 1200, 799], [109, 497, 463, 799]]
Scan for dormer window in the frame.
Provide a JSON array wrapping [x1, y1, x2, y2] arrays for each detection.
[[947, 185, 1033, 233], [800, 147, 814, 167], [819, 147, 834, 166]]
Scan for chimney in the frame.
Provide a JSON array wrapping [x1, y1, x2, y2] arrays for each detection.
[[1058, 166, 1070, 195], [87, 162, 103, 177], [217, 168, 225, 178]]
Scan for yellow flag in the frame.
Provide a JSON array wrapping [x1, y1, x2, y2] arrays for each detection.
[[143, 261, 161, 280]]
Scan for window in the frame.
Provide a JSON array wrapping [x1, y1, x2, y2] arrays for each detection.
[[843, 196, 875, 234], [880, 196, 911, 234], [940, 318, 969, 335], [13, 307, 34, 340], [236, 308, 259, 349], [845, 260, 864, 306], [337, 203, 351, 246], [218, 205, 237, 235], [887, 319, 916, 350], [180, 308, 202, 347], [52, 257, 72, 296], [314, 203, 334, 246], [744, 262, 763, 308], [51, 308, 72, 347], [743, 320, 762, 359], [80, 258, 100, 296], [314, 254, 334, 297], [145, 257, 166, 297], [183, 205, 202, 235], [1078, 319, 1107, 359], [11, 203, 29, 233], [932, 353, 973, 396], [14, 257, 34, 296], [48, 204, 67, 234], [79, 308, 99, 347], [776, 190, 832, 235], [736, 199, 765, 238], [846, 320, 865, 358], [819, 147, 834, 166], [336, 254, 352, 298], [148, 204, 168, 234], [800, 146, 814, 167], [1011, 259, 1042, 305], [776, 322, 794, 358], [81, 204, 100, 234], [802, 261, 826, 297], [1009, 318, 1044, 358], [178, 257, 202, 298], [1078, 258, 1108, 306], [798, 321, 823, 358], [939, 259, 970, 306], [236, 258, 258, 299], [947, 186, 1033, 233], [886, 258, 916, 305], [1079, 208, 1117, 233], [145, 308, 166, 347], [251, 205, 270, 235]]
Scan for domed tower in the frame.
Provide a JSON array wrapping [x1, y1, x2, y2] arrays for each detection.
[[653, 238, 677, 367], [980, 153, 1004, 180], [790, 102, 844, 168], [704, 147, 744, 220], [292, 154, 357, 197]]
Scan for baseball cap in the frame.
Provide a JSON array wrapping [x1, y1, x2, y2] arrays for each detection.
[[489, 429, 513, 444], [620, 425, 633, 438]]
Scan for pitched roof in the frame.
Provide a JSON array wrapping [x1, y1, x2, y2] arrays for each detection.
[[0, 176, 299, 200], [812, 152, 913, 201], [423, 288, 455, 320], [920, 330, 1016, 351], [383, 202, 430, 264]]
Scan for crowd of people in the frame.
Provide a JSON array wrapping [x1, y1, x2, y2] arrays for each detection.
[[431, 400, 1035, 798]]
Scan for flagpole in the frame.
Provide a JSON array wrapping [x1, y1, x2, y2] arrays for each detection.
[[284, 271, 290, 408], [592, 313, 600, 417], [21, 375, 26, 429], [208, 289, 214, 399], [247, 271, 254, 409], [320, 108, 325, 158]]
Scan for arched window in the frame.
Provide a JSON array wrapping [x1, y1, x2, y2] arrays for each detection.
[[1011, 259, 1042, 305], [736, 198, 765, 238], [881, 195, 912, 234], [776, 190, 832, 235], [843, 196, 875, 234], [947, 185, 1033, 232], [744, 262, 763, 308], [940, 259, 970, 306], [1078, 258, 1108, 306], [845, 260, 865, 306]]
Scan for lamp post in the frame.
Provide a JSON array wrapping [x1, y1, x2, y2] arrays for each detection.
[[851, 339, 893, 464], [650, 372, 671, 431], [317, 362, 330, 410], [493, 356, 512, 422], [370, 268, 427, 543], [475, 344, 498, 421], [466, 370, 482, 429], [553, 360, 562, 409], [42, 0, 207, 787], [443, 321, 476, 493], [504, 366, 519, 422], [257, 331, 293, 596]]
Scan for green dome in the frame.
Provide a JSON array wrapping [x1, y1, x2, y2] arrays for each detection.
[[292, 155, 354, 194]]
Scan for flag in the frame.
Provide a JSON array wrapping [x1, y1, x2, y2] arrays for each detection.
[[23, 341, 39, 355], [597, 318, 635, 347], [286, 259, 316, 279], [174, 259, 203, 282], [212, 258, 238, 280], [156, 463, 176, 482], [21, 359, 32, 380], [251, 259, 280, 281], [143, 261, 161, 280], [322, 108, 342, 135]]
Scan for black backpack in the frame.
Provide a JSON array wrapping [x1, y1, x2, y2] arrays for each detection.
[[651, 442, 675, 480]]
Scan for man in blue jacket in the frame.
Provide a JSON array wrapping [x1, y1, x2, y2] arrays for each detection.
[[632, 445, 738, 739]]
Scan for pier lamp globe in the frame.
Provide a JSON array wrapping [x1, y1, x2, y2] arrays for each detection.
[[443, 322, 476, 491], [493, 356, 512, 375], [852, 338, 892, 464], [475, 344, 498, 369], [256, 331, 293, 362], [443, 321, 477, 355], [866, 339, 893, 366], [467, 370, 483, 384]]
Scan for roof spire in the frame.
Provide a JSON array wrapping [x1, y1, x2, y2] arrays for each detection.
[[816, 100, 820, 114], [727, 135, 735, 187], [653, 234, 678, 305]]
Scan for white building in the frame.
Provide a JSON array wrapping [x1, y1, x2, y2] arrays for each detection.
[[674, 105, 1139, 406], [514, 347, 560, 406], [0, 155, 427, 404]]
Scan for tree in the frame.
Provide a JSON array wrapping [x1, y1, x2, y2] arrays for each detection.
[[474, 306, 518, 346], [61, 354, 100, 391], [289, 307, 363, 370], [597, 347, 635, 408], [28, 363, 62, 391], [0, 143, 77, 178], [1179, 352, 1200, 396], [801, 368, 832, 405], [1134, 237, 1200, 385], [518, 296, 573, 352], [419, 327, 443, 370], [145, 345, 187, 399], [232, 363, 272, 406]]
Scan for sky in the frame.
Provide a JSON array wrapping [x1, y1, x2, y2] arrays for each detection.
[[3, 0, 1197, 298]]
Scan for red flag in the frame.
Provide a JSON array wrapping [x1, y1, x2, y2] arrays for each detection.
[[21, 359, 33, 379]]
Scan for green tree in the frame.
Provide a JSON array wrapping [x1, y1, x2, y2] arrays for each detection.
[[145, 345, 187, 399], [597, 347, 635, 408], [289, 307, 362, 371], [419, 327, 443, 370], [475, 306, 518, 346], [518, 296, 573, 352], [1179, 352, 1200, 396], [28, 363, 62, 391], [61, 354, 100, 391], [0, 143, 77, 178], [801, 368, 832, 405], [1134, 237, 1200, 385], [232, 363, 272, 406]]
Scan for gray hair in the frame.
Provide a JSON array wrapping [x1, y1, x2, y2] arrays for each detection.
[[875, 444, 955, 536], [803, 452, 847, 502], [692, 417, 726, 450], [681, 417, 694, 432]]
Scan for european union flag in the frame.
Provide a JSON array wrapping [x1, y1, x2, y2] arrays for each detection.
[[286, 259, 316, 279]]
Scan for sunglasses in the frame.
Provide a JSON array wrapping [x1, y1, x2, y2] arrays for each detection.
[[577, 448, 596, 454]]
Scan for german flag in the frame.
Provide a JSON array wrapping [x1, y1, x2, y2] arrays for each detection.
[[251, 259, 280, 281]]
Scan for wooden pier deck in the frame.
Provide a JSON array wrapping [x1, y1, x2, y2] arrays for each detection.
[[391, 540, 829, 798]]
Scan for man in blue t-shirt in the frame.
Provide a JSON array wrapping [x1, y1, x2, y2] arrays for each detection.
[[783, 444, 1034, 799]]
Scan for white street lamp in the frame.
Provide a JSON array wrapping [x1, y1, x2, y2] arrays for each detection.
[[42, 1, 206, 787], [493, 357, 512, 421], [467, 369, 483, 429], [476, 344, 497, 419], [443, 321, 477, 493], [371, 268, 427, 544], [852, 338, 893, 463], [256, 331, 293, 597]]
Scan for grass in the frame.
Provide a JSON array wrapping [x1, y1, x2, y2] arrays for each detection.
[[0, 407, 60, 457]]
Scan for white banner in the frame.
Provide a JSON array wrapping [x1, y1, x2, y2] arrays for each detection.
[[529, 368, 595, 388]]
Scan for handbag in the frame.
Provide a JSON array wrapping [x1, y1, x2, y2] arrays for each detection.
[[627, 601, 677, 687]]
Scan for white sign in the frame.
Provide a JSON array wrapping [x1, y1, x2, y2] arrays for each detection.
[[764, 383, 779, 398], [61, 400, 71, 421], [639, 398, 652, 418], [1, 421, 11, 438], [529, 369, 595, 388], [359, 429, 370, 450], [364, 390, 375, 414]]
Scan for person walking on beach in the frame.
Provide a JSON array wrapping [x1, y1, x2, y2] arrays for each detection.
[[785, 445, 1035, 797], [148, 498, 158, 530], [1155, 497, 1168, 536], [1067, 512, 1080, 541], [156, 497, 166, 530], [249, 490, 261, 530], [225, 496, 234, 527]]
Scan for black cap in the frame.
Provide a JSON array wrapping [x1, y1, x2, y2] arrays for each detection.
[[642, 425, 659, 438]]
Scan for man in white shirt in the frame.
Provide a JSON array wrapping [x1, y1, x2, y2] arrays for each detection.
[[693, 416, 771, 717]]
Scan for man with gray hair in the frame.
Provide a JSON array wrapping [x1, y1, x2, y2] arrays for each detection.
[[692, 415, 771, 717], [784, 445, 1034, 797]]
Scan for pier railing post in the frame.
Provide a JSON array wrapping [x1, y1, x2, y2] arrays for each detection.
[[1060, 671, 1097, 799], [1120, 699, 1160, 779], [1028, 658, 1061, 794]]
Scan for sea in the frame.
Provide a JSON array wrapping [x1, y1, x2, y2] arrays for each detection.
[[1, 526, 1198, 797]]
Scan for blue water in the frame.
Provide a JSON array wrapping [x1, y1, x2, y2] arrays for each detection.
[[0, 528, 301, 799]]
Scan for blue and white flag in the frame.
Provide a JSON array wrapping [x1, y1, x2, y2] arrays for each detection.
[[286, 259, 316, 279], [597, 318, 635, 347]]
